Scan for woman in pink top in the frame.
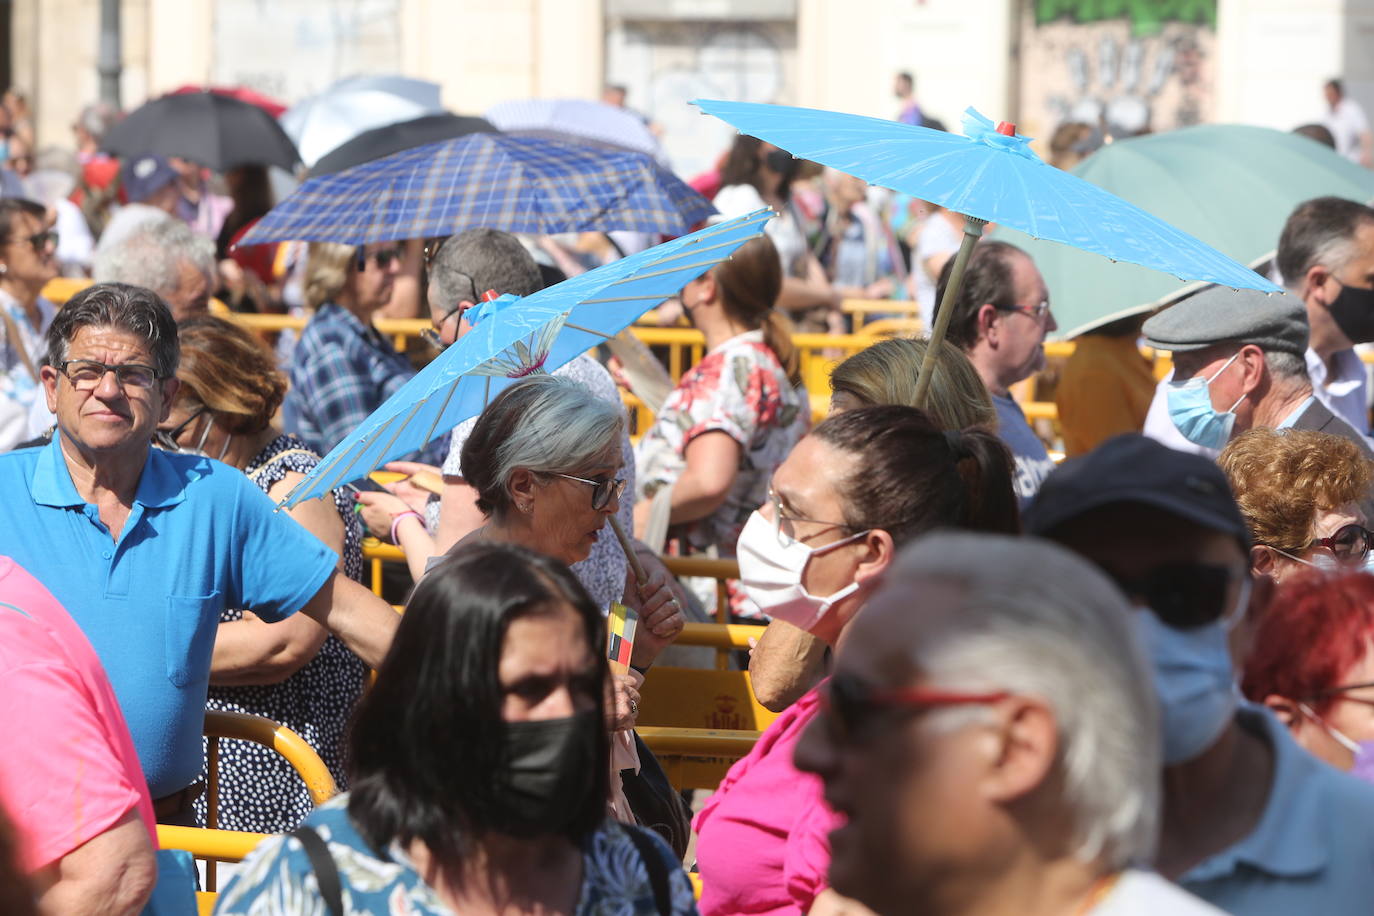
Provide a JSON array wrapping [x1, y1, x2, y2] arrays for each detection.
[[694, 406, 1020, 915]]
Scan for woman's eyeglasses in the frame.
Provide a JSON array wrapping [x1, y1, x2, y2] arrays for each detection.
[[9, 229, 57, 253], [153, 406, 208, 452], [358, 247, 402, 271], [1310, 524, 1374, 561], [554, 473, 627, 511], [820, 672, 1008, 744]]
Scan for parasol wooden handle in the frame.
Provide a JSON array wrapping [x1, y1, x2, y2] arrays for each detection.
[[608, 514, 649, 585], [914, 215, 987, 409]]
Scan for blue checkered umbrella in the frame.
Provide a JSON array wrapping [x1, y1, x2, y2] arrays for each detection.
[[237, 133, 716, 247], [280, 209, 770, 507]]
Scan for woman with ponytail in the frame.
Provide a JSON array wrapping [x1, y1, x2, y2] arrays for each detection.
[[633, 235, 808, 599], [693, 405, 1018, 916]]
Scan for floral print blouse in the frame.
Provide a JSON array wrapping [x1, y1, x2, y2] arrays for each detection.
[[635, 330, 808, 557], [214, 795, 699, 916]]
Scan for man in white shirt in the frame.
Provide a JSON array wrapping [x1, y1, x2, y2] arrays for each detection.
[[1323, 79, 1373, 167]]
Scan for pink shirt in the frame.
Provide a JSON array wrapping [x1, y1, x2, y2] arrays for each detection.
[[694, 687, 837, 916], [0, 556, 157, 872]]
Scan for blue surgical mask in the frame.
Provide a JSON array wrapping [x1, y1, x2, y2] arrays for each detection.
[[1166, 353, 1246, 450], [1134, 575, 1250, 765]]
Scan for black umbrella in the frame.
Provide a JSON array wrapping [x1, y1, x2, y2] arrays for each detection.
[[102, 92, 300, 171], [308, 113, 496, 177]]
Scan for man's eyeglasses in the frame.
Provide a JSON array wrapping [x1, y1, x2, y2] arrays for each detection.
[[1309, 524, 1374, 561], [554, 473, 627, 511], [1105, 562, 1236, 630], [821, 672, 1008, 744], [993, 299, 1051, 322], [153, 406, 208, 452], [9, 229, 57, 253], [57, 359, 161, 391], [421, 271, 484, 350]]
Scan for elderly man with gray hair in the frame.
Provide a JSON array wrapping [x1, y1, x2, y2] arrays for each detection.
[[1140, 285, 1373, 459], [93, 218, 214, 321], [796, 532, 1222, 916], [353, 228, 640, 615]]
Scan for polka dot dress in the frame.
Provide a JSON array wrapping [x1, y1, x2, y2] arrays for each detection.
[[193, 434, 367, 834]]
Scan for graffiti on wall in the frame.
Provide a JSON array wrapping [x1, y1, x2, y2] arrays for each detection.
[[1019, 0, 1216, 143]]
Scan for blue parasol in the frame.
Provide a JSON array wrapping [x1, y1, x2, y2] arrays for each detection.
[[280, 209, 771, 508], [238, 133, 716, 247], [692, 99, 1281, 405]]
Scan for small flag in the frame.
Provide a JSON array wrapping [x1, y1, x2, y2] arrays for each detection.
[[607, 601, 638, 675]]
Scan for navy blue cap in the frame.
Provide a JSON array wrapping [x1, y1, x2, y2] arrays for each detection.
[[121, 154, 177, 203], [1023, 434, 1251, 549]]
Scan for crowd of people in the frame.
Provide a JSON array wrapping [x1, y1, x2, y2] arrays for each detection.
[[4, 78, 1374, 916]]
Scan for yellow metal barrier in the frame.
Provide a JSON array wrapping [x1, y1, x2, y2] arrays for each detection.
[[675, 621, 764, 670], [193, 711, 337, 889], [637, 726, 762, 791]]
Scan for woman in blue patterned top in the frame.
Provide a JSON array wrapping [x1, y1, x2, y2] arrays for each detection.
[[216, 542, 696, 916], [156, 315, 367, 833]]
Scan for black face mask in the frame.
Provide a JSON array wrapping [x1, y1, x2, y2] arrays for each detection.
[[1327, 279, 1374, 344], [764, 148, 799, 177], [494, 709, 600, 837]]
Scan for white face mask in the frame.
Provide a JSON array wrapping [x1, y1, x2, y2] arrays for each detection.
[[735, 509, 869, 632]]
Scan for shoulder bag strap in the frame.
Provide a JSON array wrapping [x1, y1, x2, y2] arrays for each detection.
[[624, 824, 672, 916], [290, 826, 345, 916], [0, 306, 38, 382]]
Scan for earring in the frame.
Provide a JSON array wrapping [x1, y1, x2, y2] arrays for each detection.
[[0, 264, 8, 275]]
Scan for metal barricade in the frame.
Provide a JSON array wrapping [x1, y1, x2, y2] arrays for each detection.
[[174, 711, 338, 890]]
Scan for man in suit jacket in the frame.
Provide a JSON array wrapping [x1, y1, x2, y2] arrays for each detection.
[[1142, 285, 1371, 456]]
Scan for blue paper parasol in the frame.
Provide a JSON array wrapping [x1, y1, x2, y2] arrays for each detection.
[[281, 209, 771, 507], [692, 99, 1280, 405]]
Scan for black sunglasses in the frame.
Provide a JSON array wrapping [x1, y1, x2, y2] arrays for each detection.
[[1106, 563, 1235, 630]]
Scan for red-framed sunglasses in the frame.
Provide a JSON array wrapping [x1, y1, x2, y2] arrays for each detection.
[[821, 672, 1009, 743], [1309, 524, 1374, 561]]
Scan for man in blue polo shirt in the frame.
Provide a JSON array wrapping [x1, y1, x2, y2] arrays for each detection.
[[1027, 434, 1374, 914], [0, 282, 397, 825]]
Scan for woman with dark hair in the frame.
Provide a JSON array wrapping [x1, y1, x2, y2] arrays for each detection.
[[217, 542, 696, 915], [0, 196, 58, 449], [714, 134, 840, 333], [215, 165, 276, 312], [633, 236, 808, 609], [155, 314, 367, 833], [694, 405, 1018, 916]]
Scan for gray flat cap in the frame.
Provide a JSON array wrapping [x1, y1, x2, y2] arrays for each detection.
[[1142, 287, 1309, 357]]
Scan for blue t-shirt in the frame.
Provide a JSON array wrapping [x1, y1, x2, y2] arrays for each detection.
[[0, 435, 337, 797], [1181, 703, 1374, 913], [992, 393, 1055, 506]]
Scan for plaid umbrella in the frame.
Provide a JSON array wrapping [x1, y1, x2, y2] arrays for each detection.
[[237, 134, 715, 247]]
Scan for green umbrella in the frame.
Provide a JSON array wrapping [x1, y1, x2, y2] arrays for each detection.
[[993, 124, 1374, 340]]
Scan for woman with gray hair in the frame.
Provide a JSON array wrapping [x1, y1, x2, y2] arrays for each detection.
[[795, 532, 1221, 916], [451, 373, 683, 670]]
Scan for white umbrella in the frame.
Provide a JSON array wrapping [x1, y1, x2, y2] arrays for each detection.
[[282, 75, 444, 168]]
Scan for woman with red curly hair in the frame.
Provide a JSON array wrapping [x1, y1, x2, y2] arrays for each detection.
[[1242, 569, 1374, 778], [1218, 427, 1373, 584]]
